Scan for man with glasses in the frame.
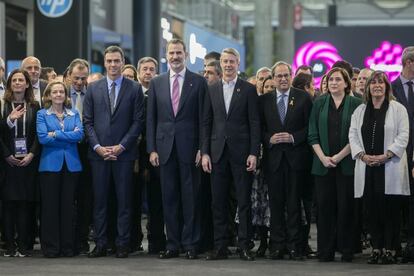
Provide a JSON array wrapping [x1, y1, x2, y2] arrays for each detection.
[[261, 61, 313, 260]]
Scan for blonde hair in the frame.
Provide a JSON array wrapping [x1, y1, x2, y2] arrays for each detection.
[[42, 81, 72, 109]]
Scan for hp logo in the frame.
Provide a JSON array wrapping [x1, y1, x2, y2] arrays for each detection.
[[37, 0, 73, 18]]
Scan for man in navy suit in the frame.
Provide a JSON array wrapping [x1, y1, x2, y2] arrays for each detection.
[[83, 46, 144, 258], [146, 39, 207, 259], [201, 48, 260, 261], [392, 46, 414, 262]]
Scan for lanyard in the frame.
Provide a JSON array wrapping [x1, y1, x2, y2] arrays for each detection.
[[12, 102, 26, 137]]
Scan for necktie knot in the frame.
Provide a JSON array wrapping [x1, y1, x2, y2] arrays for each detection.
[[407, 81, 413, 87]]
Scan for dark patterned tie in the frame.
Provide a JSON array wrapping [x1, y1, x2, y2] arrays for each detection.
[[109, 82, 116, 114], [278, 93, 287, 124], [407, 81, 414, 111]]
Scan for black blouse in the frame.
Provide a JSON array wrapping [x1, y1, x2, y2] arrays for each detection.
[[328, 96, 345, 155], [361, 100, 388, 155]]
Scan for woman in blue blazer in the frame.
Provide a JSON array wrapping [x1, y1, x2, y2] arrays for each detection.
[[37, 81, 83, 257]]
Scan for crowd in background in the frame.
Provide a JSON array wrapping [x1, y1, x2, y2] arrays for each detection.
[[0, 42, 414, 265]]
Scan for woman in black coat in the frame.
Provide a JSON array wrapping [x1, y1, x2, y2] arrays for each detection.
[[0, 69, 39, 257]]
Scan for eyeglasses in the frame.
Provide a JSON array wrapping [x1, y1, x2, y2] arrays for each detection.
[[274, 74, 290, 80]]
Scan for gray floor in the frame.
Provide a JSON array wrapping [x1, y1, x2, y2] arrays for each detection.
[[0, 224, 413, 276]]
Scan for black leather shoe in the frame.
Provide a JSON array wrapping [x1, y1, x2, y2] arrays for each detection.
[[289, 250, 304, 261], [256, 242, 267, 258], [206, 248, 228, 260], [159, 250, 179, 259], [116, 246, 129, 258], [239, 249, 255, 261], [367, 251, 381, 264], [184, 250, 198, 259], [381, 251, 396, 264], [318, 253, 334, 262], [268, 249, 284, 260], [88, 246, 107, 258]]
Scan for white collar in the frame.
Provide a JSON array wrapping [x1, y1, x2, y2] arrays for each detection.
[[46, 107, 75, 116], [170, 68, 186, 79], [276, 89, 290, 98]]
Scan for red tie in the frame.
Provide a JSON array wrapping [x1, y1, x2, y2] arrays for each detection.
[[171, 74, 180, 116]]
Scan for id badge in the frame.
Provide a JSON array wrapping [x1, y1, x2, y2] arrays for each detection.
[[14, 138, 28, 158]]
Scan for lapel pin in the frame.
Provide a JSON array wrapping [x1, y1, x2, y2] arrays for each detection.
[[289, 97, 295, 107], [237, 88, 240, 92], [190, 83, 193, 87]]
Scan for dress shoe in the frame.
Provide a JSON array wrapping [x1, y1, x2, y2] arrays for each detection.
[[88, 246, 107, 258], [206, 248, 228, 260], [381, 251, 396, 265], [289, 250, 304, 261], [341, 253, 353, 262], [256, 243, 268, 258], [159, 250, 179, 259], [367, 250, 381, 264], [239, 249, 255, 261], [318, 253, 334, 262], [184, 250, 198, 259], [116, 246, 129, 258], [304, 244, 317, 259], [268, 249, 284, 260]]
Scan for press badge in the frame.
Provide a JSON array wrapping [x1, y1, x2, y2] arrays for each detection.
[[14, 138, 28, 158]]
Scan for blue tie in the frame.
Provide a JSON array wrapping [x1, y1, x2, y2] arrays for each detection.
[[278, 94, 287, 124]]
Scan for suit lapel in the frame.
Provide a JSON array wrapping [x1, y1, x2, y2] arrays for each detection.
[[284, 89, 295, 125], [216, 82, 227, 118], [101, 79, 111, 114], [227, 79, 242, 119], [177, 70, 192, 115], [395, 78, 408, 107], [163, 72, 175, 118]]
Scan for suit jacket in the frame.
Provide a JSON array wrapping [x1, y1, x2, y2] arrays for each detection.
[[37, 108, 83, 172], [0, 101, 40, 158], [392, 77, 414, 147], [83, 77, 144, 161], [146, 69, 207, 165], [201, 78, 260, 164], [308, 94, 362, 176], [260, 88, 313, 172], [349, 100, 410, 197]]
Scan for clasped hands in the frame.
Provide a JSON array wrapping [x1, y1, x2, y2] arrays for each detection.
[[5, 153, 34, 167], [320, 154, 342, 168], [96, 145, 124, 161], [269, 132, 293, 144], [361, 153, 388, 167]]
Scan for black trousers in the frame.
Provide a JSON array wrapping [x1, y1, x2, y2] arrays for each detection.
[[40, 167, 79, 256], [3, 200, 30, 251], [159, 144, 200, 251], [364, 166, 402, 251], [198, 171, 214, 252], [75, 142, 93, 251], [267, 159, 302, 252], [300, 171, 314, 252], [130, 169, 144, 250], [314, 168, 354, 257], [211, 147, 253, 250]]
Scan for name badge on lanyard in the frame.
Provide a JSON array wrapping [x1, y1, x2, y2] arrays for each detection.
[[13, 102, 28, 158]]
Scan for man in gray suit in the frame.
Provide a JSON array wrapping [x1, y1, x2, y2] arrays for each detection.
[[83, 45, 144, 258]]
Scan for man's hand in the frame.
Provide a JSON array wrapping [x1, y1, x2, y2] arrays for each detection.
[[96, 146, 116, 160], [246, 155, 257, 172], [149, 152, 160, 167], [269, 132, 293, 144], [202, 154, 212, 173], [111, 145, 125, 156], [5, 155, 21, 167], [195, 150, 201, 167], [18, 153, 34, 167]]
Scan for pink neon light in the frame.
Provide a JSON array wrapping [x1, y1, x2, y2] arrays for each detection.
[[364, 41, 403, 82], [293, 41, 342, 87]]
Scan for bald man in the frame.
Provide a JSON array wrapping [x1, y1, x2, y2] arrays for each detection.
[[21, 56, 48, 106]]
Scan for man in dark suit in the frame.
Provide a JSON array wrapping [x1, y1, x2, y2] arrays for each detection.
[[146, 39, 207, 259], [201, 48, 260, 261], [21, 56, 47, 107], [83, 45, 144, 258], [261, 61, 312, 260], [392, 46, 414, 262]]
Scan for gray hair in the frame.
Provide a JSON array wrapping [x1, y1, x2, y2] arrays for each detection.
[[271, 61, 292, 77], [206, 60, 222, 75], [256, 67, 271, 78], [137, 57, 158, 72], [402, 46, 414, 67]]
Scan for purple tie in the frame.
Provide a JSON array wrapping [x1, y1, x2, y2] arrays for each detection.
[[172, 74, 180, 116]]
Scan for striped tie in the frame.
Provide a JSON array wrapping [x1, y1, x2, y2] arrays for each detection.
[[171, 74, 180, 116]]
